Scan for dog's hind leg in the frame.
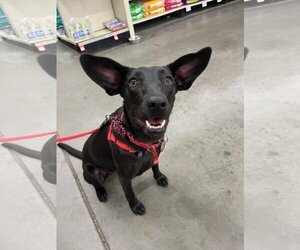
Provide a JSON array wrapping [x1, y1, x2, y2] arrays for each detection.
[[152, 164, 168, 187], [83, 163, 109, 202]]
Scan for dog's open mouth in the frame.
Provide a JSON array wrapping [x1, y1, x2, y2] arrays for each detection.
[[145, 118, 166, 131]]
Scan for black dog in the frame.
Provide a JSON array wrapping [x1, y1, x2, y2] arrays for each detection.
[[59, 47, 212, 215]]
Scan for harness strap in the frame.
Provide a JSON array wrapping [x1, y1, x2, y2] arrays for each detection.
[[106, 113, 162, 165], [107, 123, 137, 153], [124, 130, 161, 165]]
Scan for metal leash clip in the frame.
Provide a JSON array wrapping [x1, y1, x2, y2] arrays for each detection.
[[159, 137, 168, 152], [99, 114, 111, 129], [104, 114, 111, 122]]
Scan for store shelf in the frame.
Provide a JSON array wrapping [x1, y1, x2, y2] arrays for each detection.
[[190, 0, 218, 7], [0, 0, 56, 51], [57, 0, 130, 49], [0, 31, 31, 45], [57, 27, 128, 50], [0, 30, 56, 50], [133, 0, 217, 25], [133, 6, 186, 25], [57, 27, 128, 45]]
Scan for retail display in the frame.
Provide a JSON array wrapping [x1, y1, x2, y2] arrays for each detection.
[[165, 2, 184, 10], [0, 6, 15, 35], [105, 19, 127, 32], [0, 1, 56, 50], [184, 0, 200, 4], [130, 2, 144, 21], [143, 0, 165, 10], [144, 6, 165, 17]]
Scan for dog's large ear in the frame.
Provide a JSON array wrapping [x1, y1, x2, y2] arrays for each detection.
[[168, 47, 212, 91], [80, 54, 129, 96]]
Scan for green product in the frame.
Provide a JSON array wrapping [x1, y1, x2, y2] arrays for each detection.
[[130, 3, 143, 15], [56, 7, 64, 29], [0, 7, 10, 27], [131, 12, 144, 21]]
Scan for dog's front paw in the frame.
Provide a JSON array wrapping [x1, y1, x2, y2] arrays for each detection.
[[96, 187, 108, 202], [155, 174, 168, 187], [130, 200, 146, 215]]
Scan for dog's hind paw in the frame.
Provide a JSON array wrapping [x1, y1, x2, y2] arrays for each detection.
[[155, 174, 168, 187], [131, 201, 146, 215], [96, 187, 108, 202]]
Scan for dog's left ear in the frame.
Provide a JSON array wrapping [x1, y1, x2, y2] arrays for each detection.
[[80, 54, 129, 96], [168, 47, 212, 91]]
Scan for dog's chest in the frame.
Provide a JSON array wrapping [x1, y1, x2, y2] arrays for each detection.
[[126, 150, 154, 176], [112, 145, 154, 177], [136, 151, 153, 176]]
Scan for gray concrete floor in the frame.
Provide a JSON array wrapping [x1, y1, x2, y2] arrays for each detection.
[[58, 1, 243, 250], [0, 42, 56, 249], [245, 1, 300, 249]]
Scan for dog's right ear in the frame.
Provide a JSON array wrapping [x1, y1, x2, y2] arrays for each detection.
[[80, 54, 129, 96]]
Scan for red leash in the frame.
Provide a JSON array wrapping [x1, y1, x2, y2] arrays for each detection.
[[56, 129, 97, 142], [1, 110, 166, 166], [0, 129, 97, 143], [0, 131, 57, 143]]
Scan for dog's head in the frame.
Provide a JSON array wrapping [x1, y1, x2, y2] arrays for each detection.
[[80, 47, 212, 141]]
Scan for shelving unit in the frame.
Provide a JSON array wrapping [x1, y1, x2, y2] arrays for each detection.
[[57, 0, 225, 49], [57, 0, 132, 51], [132, 0, 218, 25], [0, 0, 56, 51], [0, 31, 56, 51], [57, 27, 129, 51]]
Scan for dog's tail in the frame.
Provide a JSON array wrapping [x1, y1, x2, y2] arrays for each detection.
[[2, 143, 42, 160], [57, 143, 82, 160]]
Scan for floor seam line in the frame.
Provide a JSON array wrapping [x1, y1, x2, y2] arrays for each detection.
[[61, 149, 111, 250], [0, 131, 56, 218]]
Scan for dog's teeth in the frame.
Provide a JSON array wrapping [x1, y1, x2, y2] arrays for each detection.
[[145, 119, 166, 130], [146, 120, 151, 128]]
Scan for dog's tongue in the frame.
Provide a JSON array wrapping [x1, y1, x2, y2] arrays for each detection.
[[149, 118, 164, 126]]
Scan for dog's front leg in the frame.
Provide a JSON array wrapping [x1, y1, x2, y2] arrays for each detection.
[[118, 176, 146, 215], [152, 164, 168, 187]]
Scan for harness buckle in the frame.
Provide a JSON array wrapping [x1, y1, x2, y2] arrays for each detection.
[[129, 147, 136, 153], [147, 146, 155, 152]]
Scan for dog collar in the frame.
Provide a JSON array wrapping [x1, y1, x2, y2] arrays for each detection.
[[106, 112, 165, 165]]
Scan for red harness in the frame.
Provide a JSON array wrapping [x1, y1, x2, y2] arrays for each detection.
[[106, 113, 164, 165]]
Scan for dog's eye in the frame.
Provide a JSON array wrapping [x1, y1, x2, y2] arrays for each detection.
[[164, 77, 173, 85], [128, 78, 138, 87]]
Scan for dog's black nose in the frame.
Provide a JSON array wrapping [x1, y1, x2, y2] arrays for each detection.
[[147, 96, 167, 110]]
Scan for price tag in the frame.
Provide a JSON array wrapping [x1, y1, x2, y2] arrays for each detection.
[[257, 0, 264, 2], [36, 45, 46, 52], [186, 6, 191, 12], [79, 44, 85, 52], [202, 2, 207, 7]]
